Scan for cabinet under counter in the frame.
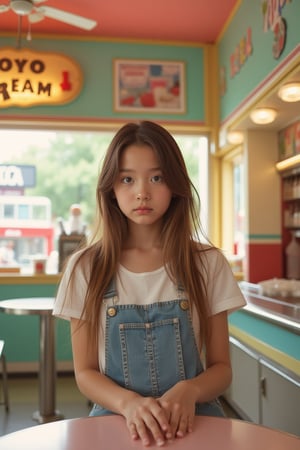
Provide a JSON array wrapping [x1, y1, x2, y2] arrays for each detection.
[[225, 281, 300, 436]]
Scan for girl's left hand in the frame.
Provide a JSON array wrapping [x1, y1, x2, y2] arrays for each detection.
[[157, 380, 197, 441]]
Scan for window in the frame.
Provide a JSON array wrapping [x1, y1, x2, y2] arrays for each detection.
[[221, 148, 245, 275], [233, 156, 245, 257], [4, 204, 14, 219], [32, 204, 48, 221], [175, 134, 209, 234], [18, 204, 29, 220], [1, 129, 209, 272]]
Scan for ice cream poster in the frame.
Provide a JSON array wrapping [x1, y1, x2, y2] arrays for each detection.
[[114, 59, 185, 113]]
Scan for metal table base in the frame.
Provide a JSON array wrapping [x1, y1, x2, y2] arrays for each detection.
[[0, 298, 64, 424]]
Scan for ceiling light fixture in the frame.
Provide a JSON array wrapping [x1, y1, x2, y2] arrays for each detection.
[[278, 82, 300, 102], [11, 0, 33, 15], [276, 154, 300, 172], [250, 107, 277, 125], [227, 131, 244, 145]]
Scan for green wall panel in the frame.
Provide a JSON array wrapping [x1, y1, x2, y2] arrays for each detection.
[[0, 283, 57, 300], [0, 37, 205, 122], [1, 315, 39, 362], [219, 0, 300, 121], [0, 283, 72, 364]]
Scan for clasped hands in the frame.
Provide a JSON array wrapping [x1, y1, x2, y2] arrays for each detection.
[[123, 381, 197, 447]]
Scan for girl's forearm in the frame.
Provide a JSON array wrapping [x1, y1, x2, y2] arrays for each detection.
[[185, 362, 232, 403], [75, 369, 140, 414], [75, 362, 231, 414]]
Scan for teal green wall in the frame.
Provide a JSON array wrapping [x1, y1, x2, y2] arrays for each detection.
[[0, 283, 72, 365], [0, 37, 205, 123], [0, 283, 57, 299], [219, 0, 300, 121]]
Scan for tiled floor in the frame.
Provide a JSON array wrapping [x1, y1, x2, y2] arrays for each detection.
[[0, 373, 90, 437], [0, 373, 240, 437]]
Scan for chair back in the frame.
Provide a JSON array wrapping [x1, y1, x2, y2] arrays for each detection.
[[0, 340, 4, 356]]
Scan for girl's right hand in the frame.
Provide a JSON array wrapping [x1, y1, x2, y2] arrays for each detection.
[[122, 395, 171, 447]]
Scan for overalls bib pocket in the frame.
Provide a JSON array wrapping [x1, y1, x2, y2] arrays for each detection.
[[118, 317, 186, 397]]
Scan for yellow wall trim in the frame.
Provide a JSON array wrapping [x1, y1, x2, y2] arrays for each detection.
[[0, 274, 61, 285], [217, 0, 242, 43]]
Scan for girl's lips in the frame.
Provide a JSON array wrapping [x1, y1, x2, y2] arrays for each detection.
[[134, 207, 152, 214]]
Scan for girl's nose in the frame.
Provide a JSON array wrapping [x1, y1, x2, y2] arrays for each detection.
[[136, 192, 151, 200], [136, 180, 151, 200]]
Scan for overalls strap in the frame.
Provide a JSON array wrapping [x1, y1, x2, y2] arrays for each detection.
[[103, 279, 117, 299]]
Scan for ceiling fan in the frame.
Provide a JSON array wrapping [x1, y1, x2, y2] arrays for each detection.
[[0, 0, 97, 30]]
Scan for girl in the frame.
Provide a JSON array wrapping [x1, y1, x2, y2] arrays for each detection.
[[54, 121, 245, 447]]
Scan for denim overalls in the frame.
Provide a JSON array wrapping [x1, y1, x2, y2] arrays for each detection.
[[90, 279, 224, 417]]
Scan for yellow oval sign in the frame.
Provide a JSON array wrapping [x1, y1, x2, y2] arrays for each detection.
[[0, 47, 83, 108]]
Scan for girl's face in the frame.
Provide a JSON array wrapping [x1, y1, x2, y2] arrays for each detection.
[[113, 144, 173, 228]]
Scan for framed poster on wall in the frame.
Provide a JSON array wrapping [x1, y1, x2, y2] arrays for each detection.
[[114, 59, 185, 113]]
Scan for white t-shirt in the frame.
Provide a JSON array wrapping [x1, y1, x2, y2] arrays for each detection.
[[53, 247, 246, 371]]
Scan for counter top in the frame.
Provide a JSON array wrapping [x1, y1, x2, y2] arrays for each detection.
[[0, 273, 61, 285], [240, 282, 300, 334]]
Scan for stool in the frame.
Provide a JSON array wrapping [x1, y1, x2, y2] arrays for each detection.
[[0, 340, 9, 412]]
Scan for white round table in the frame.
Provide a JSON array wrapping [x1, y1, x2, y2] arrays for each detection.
[[0, 297, 64, 423]]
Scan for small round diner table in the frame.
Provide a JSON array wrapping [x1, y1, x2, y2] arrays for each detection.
[[0, 415, 299, 450], [0, 297, 63, 424]]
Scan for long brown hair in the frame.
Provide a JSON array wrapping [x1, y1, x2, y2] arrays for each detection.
[[69, 121, 213, 347]]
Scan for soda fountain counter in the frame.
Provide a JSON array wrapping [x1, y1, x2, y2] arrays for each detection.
[[225, 281, 300, 437], [239, 281, 300, 330]]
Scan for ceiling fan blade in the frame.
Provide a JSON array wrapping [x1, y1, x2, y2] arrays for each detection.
[[0, 5, 10, 13], [36, 6, 97, 30]]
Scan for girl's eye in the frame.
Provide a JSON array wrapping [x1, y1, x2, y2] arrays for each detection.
[[121, 176, 133, 184], [151, 175, 163, 183]]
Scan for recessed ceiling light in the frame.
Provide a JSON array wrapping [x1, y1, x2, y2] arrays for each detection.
[[250, 107, 277, 125], [227, 131, 244, 145], [278, 82, 300, 102]]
